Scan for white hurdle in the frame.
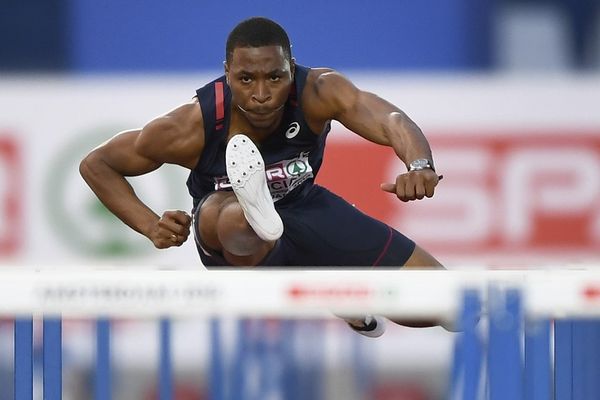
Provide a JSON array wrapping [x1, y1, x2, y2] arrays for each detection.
[[0, 268, 599, 399]]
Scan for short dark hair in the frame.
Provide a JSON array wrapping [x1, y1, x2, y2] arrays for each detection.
[[226, 17, 292, 63]]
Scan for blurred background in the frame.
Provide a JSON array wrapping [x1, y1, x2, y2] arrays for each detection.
[[1, 0, 599, 399]]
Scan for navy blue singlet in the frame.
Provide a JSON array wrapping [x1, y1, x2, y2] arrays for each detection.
[[187, 65, 415, 267]]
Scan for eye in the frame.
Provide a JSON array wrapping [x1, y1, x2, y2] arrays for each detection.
[[240, 76, 252, 84], [270, 75, 281, 82]]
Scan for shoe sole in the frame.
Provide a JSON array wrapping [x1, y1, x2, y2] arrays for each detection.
[[225, 134, 284, 241], [347, 315, 386, 338]]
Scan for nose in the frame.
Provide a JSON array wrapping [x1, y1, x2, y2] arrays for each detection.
[[252, 81, 271, 104]]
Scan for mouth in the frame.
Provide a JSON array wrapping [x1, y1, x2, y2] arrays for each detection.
[[238, 104, 284, 118]]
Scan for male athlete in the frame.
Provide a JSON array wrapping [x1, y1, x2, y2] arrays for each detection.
[[80, 17, 445, 337]]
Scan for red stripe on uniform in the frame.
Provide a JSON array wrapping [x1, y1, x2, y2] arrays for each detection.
[[215, 82, 224, 121]]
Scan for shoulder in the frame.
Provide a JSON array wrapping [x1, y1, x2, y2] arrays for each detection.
[[140, 98, 203, 143], [302, 67, 360, 120], [136, 98, 205, 168]]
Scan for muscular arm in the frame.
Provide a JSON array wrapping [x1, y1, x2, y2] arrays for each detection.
[[307, 70, 431, 167], [79, 99, 203, 246], [304, 69, 440, 201]]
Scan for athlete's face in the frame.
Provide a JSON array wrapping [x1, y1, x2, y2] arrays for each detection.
[[225, 45, 294, 130]]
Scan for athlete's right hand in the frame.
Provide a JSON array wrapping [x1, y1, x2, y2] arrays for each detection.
[[147, 210, 192, 249], [380, 169, 442, 202]]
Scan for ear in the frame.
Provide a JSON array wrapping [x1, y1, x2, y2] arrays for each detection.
[[290, 57, 296, 79], [223, 61, 230, 85]]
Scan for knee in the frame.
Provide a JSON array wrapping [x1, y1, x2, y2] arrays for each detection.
[[196, 191, 237, 251], [197, 191, 262, 256]]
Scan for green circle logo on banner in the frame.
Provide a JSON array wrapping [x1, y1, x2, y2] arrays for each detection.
[[44, 127, 186, 258]]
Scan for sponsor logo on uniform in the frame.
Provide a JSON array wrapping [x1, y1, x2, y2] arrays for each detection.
[[285, 122, 300, 139], [214, 152, 314, 201], [286, 160, 308, 176]]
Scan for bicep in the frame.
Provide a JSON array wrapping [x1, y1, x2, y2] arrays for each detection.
[[312, 72, 397, 145], [94, 130, 162, 176], [85, 99, 203, 176]]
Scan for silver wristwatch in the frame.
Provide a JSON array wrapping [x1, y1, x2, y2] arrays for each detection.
[[409, 158, 434, 172]]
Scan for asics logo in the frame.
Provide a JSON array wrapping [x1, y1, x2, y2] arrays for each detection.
[[285, 122, 300, 139]]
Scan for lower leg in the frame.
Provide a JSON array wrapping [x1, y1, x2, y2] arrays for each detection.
[[389, 244, 449, 329], [344, 245, 447, 337], [402, 244, 444, 270]]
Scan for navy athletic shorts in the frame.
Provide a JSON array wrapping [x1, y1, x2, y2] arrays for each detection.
[[192, 184, 415, 268]]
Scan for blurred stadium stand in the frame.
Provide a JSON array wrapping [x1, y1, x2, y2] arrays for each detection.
[[0, 0, 68, 71], [5, 0, 492, 72], [1, 0, 598, 72], [501, 0, 600, 69]]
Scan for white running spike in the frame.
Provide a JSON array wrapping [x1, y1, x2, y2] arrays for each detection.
[[346, 315, 387, 338], [225, 134, 284, 241]]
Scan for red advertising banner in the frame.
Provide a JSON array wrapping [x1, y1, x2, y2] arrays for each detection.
[[318, 130, 600, 256], [0, 135, 22, 256]]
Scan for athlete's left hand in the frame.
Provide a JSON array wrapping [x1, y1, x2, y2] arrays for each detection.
[[380, 169, 442, 202]]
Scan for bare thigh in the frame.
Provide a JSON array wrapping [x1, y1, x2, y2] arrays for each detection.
[[196, 191, 276, 266]]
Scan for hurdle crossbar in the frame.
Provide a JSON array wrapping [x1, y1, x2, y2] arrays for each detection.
[[0, 268, 598, 319]]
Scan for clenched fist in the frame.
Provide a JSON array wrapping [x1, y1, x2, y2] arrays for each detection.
[[148, 210, 192, 249], [380, 169, 442, 202]]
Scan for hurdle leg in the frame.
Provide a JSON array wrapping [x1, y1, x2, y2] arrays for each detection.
[[448, 289, 483, 400], [573, 321, 586, 400], [280, 320, 299, 400], [0, 321, 11, 398], [555, 320, 573, 400], [487, 287, 523, 400], [209, 318, 226, 400], [572, 320, 600, 400], [585, 321, 600, 399], [43, 318, 62, 400], [256, 319, 273, 399], [231, 318, 251, 400], [14, 318, 33, 400], [586, 321, 600, 399], [95, 318, 111, 400], [159, 318, 173, 400], [553, 320, 600, 400], [524, 318, 551, 400]]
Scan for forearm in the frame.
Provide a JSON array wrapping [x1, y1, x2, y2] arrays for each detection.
[[337, 90, 434, 169], [79, 154, 159, 238], [384, 111, 434, 170]]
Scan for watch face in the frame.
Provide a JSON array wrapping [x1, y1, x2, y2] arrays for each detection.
[[410, 159, 430, 169]]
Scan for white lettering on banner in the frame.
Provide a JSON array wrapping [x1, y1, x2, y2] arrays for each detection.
[[503, 149, 600, 243], [594, 208, 600, 243], [394, 149, 494, 243], [0, 155, 7, 239], [0, 137, 21, 256], [387, 145, 600, 248]]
